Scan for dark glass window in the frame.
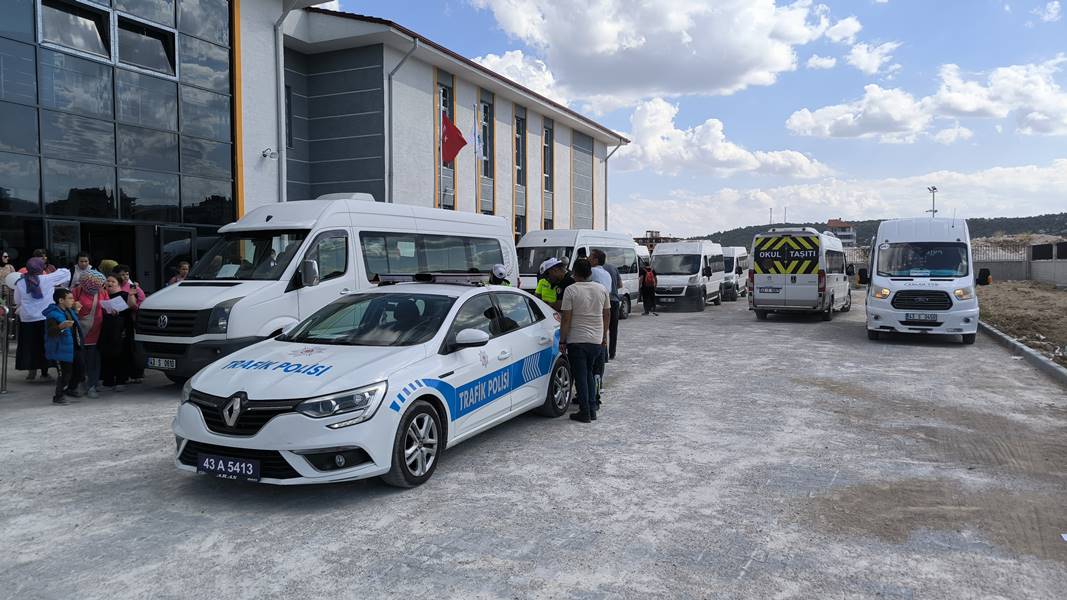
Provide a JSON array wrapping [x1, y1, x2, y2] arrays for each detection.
[[179, 34, 229, 92], [179, 0, 229, 47], [40, 110, 115, 164], [0, 101, 39, 154], [180, 137, 229, 178], [42, 158, 116, 217], [0, 151, 41, 213], [180, 85, 230, 141], [41, 0, 111, 58], [117, 124, 178, 171], [118, 18, 176, 76], [116, 68, 178, 130], [120, 168, 178, 221], [0, 214, 45, 267], [115, 0, 175, 27], [0, 38, 37, 105], [39, 49, 113, 118], [181, 175, 231, 224], [0, 0, 36, 43]]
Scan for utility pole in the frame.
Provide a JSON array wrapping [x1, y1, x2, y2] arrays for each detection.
[[769, 208, 773, 225], [926, 186, 938, 217], [784, 206, 788, 224]]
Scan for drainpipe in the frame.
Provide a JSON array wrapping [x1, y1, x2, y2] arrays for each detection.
[[603, 137, 623, 230], [387, 37, 419, 203], [274, 3, 302, 203]]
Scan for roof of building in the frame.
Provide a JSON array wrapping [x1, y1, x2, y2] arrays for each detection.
[[826, 219, 853, 228], [304, 7, 627, 145]]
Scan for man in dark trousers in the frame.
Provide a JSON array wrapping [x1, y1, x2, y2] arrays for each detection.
[[590, 249, 623, 360], [640, 262, 658, 315], [43, 287, 85, 405], [558, 259, 610, 423]]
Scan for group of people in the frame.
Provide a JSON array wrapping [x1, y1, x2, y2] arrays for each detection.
[[4, 250, 146, 405]]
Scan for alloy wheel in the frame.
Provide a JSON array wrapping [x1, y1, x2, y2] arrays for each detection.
[[552, 364, 572, 411], [403, 413, 438, 477]]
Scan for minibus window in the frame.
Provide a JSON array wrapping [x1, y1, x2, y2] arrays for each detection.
[[517, 246, 571, 275], [651, 254, 700, 275], [187, 230, 308, 281], [876, 242, 968, 277], [360, 232, 504, 281]]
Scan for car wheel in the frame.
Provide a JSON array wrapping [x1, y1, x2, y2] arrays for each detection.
[[841, 291, 852, 312], [536, 358, 572, 417], [713, 291, 722, 306], [381, 400, 442, 488], [961, 333, 976, 345], [165, 374, 188, 385], [755, 309, 768, 320], [867, 329, 880, 341], [822, 297, 834, 321], [619, 295, 631, 320]]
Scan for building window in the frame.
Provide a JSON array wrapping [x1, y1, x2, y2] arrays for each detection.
[[285, 85, 293, 149], [542, 117, 553, 230], [572, 132, 594, 229], [514, 106, 526, 241], [118, 17, 176, 76], [479, 99, 494, 178], [436, 70, 455, 210], [478, 89, 494, 215], [41, 0, 112, 59]]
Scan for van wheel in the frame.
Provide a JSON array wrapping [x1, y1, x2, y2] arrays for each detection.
[[165, 374, 188, 385], [822, 297, 834, 321], [619, 295, 631, 320], [712, 291, 722, 306], [536, 359, 572, 417], [867, 329, 880, 341], [755, 310, 768, 320], [697, 289, 706, 311], [840, 291, 852, 312], [381, 400, 442, 488], [961, 333, 976, 345]]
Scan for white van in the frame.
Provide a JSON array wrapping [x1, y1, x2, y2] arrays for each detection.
[[650, 240, 725, 310], [516, 229, 642, 316], [136, 195, 518, 382], [749, 227, 852, 320], [858, 218, 989, 344], [722, 246, 749, 301]]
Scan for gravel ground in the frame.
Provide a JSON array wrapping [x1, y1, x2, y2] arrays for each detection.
[[978, 280, 1067, 367], [1, 295, 1065, 599]]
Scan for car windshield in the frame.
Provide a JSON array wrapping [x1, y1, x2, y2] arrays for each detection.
[[188, 230, 309, 281], [724, 256, 735, 272], [652, 254, 700, 275], [517, 246, 572, 275], [282, 293, 456, 346], [877, 242, 969, 277]]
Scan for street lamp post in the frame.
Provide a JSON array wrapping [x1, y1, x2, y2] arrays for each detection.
[[926, 186, 938, 217]]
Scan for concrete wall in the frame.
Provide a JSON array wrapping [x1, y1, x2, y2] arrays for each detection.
[[555, 124, 571, 229], [239, 0, 285, 215], [975, 260, 1030, 282], [384, 44, 434, 206], [1032, 260, 1067, 287]]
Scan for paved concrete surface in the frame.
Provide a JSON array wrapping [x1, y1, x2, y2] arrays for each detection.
[[1, 297, 1065, 599]]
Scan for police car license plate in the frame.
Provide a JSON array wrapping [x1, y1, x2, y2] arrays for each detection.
[[758, 287, 782, 294], [147, 357, 176, 369], [906, 313, 939, 322], [197, 454, 260, 482]]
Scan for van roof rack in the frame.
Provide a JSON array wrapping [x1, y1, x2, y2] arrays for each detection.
[[377, 273, 490, 286], [764, 226, 821, 235]]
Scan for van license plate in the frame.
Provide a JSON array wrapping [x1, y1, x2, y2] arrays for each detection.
[[758, 287, 781, 294], [197, 454, 261, 482], [147, 357, 176, 369], [905, 313, 938, 322], [660, 297, 675, 303]]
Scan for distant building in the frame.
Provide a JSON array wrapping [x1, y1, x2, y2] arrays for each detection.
[[634, 230, 680, 252], [826, 219, 857, 247]]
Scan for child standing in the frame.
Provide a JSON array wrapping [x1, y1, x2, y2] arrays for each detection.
[[43, 288, 85, 405]]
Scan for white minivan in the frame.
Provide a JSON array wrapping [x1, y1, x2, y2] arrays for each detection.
[[136, 195, 519, 382], [722, 246, 749, 301], [749, 227, 852, 320], [516, 229, 642, 317], [650, 240, 725, 310], [858, 218, 989, 344]]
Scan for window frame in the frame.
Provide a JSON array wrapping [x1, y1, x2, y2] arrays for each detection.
[[491, 291, 535, 335], [358, 231, 505, 283], [442, 292, 502, 353], [304, 228, 349, 283]]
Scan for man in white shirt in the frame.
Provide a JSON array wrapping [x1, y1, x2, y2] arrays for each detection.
[[559, 258, 610, 423]]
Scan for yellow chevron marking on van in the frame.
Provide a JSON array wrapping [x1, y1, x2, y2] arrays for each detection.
[[795, 236, 813, 250], [797, 260, 811, 274], [754, 262, 765, 274], [773, 237, 791, 250], [758, 237, 777, 251], [785, 237, 803, 250], [773, 260, 787, 273]]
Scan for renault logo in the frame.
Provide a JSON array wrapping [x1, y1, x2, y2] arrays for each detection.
[[222, 394, 244, 427], [158, 314, 169, 329]]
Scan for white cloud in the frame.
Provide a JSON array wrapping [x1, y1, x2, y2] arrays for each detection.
[[846, 41, 902, 75], [616, 98, 832, 178], [1032, 1, 1062, 21], [786, 84, 932, 142], [806, 54, 837, 69], [473, 50, 569, 106], [471, 0, 839, 110], [609, 160, 1067, 236], [825, 16, 862, 43], [933, 123, 974, 145], [316, 0, 341, 10]]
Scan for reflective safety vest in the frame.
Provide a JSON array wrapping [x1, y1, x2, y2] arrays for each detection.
[[535, 278, 557, 303]]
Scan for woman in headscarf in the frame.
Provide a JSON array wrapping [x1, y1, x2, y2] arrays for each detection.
[[73, 270, 109, 398], [99, 274, 136, 391], [15, 257, 71, 380]]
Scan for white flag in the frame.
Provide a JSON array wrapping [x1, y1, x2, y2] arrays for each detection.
[[471, 102, 484, 161]]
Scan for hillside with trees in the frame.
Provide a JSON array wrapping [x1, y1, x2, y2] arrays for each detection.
[[695, 213, 1067, 248]]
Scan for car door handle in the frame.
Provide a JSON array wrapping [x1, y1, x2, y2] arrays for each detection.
[[497, 350, 512, 361], [538, 336, 551, 346], [339, 288, 350, 295]]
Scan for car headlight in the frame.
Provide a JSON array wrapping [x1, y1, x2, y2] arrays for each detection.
[[180, 379, 193, 404], [296, 382, 388, 426], [954, 286, 975, 300], [873, 288, 891, 300], [688, 274, 700, 284], [206, 297, 243, 334]]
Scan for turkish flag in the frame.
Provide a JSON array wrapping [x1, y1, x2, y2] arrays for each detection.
[[441, 114, 467, 164]]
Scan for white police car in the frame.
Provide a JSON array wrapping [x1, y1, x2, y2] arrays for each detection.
[[173, 277, 571, 487]]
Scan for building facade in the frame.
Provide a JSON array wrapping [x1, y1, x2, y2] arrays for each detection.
[[0, 1, 623, 291], [826, 218, 857, 246]]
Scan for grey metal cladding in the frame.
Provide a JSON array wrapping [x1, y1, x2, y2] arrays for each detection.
[[288, 93, 309, 121], [543, 190, 553, 218], [312, 180, 384, 202], [288, 112, 309, 143], [309, 136, 383, 162], [515, 184, 526, 215], [305, 45, 383, 74], [286, 159, 309, 184], [572, 132, 594, 228], [288, 138, 309, 162], [308, 69, 381, 97], [287, 181, 311, 200], [480, 176, 494, 212], [308, 112, 381, 140], [309, 157, 384, 183], [573, 131, 593, 153], [308, 89, 383, 119]]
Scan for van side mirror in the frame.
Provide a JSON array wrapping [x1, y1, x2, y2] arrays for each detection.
[[453, 328, 491, 350], [735, 266, 744, 276], [857, 268, 870, 285], [977, 268, 991, 286], [301, 259, 320, 287], [702, 266, 712, 277], [846, 264, 855, 277]]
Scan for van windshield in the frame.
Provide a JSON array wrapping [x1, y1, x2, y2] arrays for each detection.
[[652, 254, 700, 275], [187, 230, 309, 281], [877, 242, 969, 277], [724, 256, 735, 272], [517, 246, 572, 275], [282, 293, 456, 346]]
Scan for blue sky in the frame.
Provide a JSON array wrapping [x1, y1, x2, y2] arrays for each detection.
[[329, 0, 1067, 235]]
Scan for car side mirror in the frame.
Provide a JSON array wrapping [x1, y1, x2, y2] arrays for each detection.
[[453, 328, 491, 350], [735, 266, 744, 275], [857, 268, 870, 285], [702, 266, 712, 277], [846, 264, 855, 277], [301, 259, 320, 287], [977, 268, 991, 286]]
